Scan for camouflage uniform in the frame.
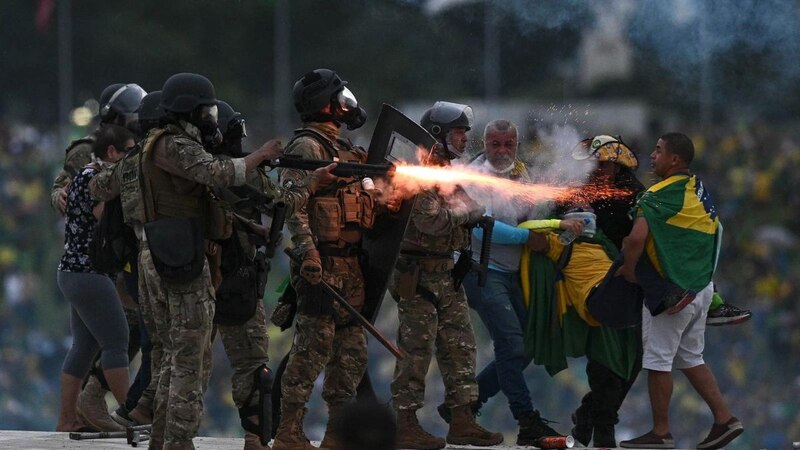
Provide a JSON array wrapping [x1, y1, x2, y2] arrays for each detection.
[[390, 187, 479, 411], [90, 144, 161, 418], [212, 163, 312, 438], [277, 122, 379, 417], [51, 136, 95, 212], [135, 120, 249, 449]]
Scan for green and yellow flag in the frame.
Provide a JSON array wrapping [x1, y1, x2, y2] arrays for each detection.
[[636, 174, 720, 292], [520, 230, 639, 379]]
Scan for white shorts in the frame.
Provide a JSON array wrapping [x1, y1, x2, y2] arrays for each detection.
[[642, 281, 714, 371]]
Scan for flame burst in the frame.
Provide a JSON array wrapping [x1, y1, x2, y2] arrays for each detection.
[[390, 164, 633, 205]]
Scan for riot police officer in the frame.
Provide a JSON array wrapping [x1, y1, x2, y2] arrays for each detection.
[[210, 100, 336, 450], [272, 68, 381, 450], [135, 73, 280, 450], [51, 83, 147, 213], [390, 101, 503, 449]]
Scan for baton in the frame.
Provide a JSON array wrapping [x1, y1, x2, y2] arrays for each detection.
[[69, 431, 128, 440], [284, 248, 405, 360]]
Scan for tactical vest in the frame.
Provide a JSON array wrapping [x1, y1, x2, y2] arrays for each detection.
[[118, 145, 146, 227], [289, 128, 377, 247], [139, 126, 232, 240]]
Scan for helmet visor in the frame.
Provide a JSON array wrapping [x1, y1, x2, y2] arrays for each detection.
[[336, 87, 358, 112], [430, 101, 473, 129], [107, 84, 148, 114]]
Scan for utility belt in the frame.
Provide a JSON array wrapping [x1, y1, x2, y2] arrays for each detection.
[[394, 254, 454, 302], [399, 251, 454, 273], [317, 243, 361, 258]]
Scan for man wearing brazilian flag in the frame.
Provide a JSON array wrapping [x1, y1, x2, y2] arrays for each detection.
[[618, 133, 743, 450]]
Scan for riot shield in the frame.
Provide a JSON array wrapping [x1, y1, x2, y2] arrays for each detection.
[[361, 103, 436, 323]]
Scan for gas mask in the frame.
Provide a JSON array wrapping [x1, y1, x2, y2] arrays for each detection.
[[215, 116, 247, 157], [190, 104, 223, 149], [332, 87, 366, 130]]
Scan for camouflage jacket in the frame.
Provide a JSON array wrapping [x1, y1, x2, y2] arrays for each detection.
[[50, 137, 94, 212], [401, 186, 474, 255], [278, 122, 378, 254]]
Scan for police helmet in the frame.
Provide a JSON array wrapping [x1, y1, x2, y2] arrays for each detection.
[[99, 83, 125, 108], [137, 90, 164, 133], [99, 83, 147, 127], [160, 73, 217, 113], [420, 101, 473, 138], [292, 68, 347, 116]]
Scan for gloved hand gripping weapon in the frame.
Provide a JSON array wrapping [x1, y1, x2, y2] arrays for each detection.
[[284, 248, 406, 360]]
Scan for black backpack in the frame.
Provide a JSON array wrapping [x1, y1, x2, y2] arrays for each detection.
[[89, 196, 138, 273]]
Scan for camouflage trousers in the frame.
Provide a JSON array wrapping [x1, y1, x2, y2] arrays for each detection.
[[390, 267, 478, 411], [137, 284, 161, 413], [139, 246, 214, 449], [217, 299, 270, 410], [281, 255, 368, 407]]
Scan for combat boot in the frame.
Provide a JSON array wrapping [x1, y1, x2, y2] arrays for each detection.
[[395, 409, 446, 450], [128, 401, 153, 425], [243, 432, 269, 450], [272, 403, 317, 450], [319, 403, 343, 449], [446, 404, 503, 446], [77, 376, 124, 432]]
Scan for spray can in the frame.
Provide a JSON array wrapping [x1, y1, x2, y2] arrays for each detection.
[[534, 435, 575, 449]]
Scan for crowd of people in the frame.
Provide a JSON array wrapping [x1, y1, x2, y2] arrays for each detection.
[[0, 74, 798, 449]]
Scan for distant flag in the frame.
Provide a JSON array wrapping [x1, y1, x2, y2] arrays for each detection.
[[36, 0, 54, 33]]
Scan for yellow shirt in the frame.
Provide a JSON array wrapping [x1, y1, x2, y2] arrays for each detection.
[[543, 233, 611, 326]]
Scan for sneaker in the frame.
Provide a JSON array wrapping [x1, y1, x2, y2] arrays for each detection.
[[697, 417, 744, 449], [620, 430, 675, 449], [707, 303, 752, 326], [517, 410, 562, 446], [110, 405, 135, 427], [664, 288, 697, 315]]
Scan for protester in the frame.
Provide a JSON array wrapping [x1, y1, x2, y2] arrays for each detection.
[[618, 132, 743, 449], [55, 124, 135, 432]]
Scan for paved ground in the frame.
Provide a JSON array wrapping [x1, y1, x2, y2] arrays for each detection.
[[0, 431, 708, 449]]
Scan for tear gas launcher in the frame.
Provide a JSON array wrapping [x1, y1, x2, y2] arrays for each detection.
[[263, 154, 396, 179]]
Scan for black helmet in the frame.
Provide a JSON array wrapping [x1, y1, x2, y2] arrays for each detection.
[[138, 90, 164, 133], [99, 83, 125, 108], [420, 101, 473, 137], [420, 101, 473, 159], [160, 73, 216, 113], [216, 100, 246, 138], [293, 68, 347, 116]]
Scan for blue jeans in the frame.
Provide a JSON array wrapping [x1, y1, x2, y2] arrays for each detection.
[[463, 269, 534, 418]]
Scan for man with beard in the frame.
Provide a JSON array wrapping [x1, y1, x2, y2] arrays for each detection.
[[445, 119, 569, 445]]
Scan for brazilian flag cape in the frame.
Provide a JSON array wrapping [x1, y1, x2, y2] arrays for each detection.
[[520, 229, 639, 379], [636, 174, 720, 292]]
